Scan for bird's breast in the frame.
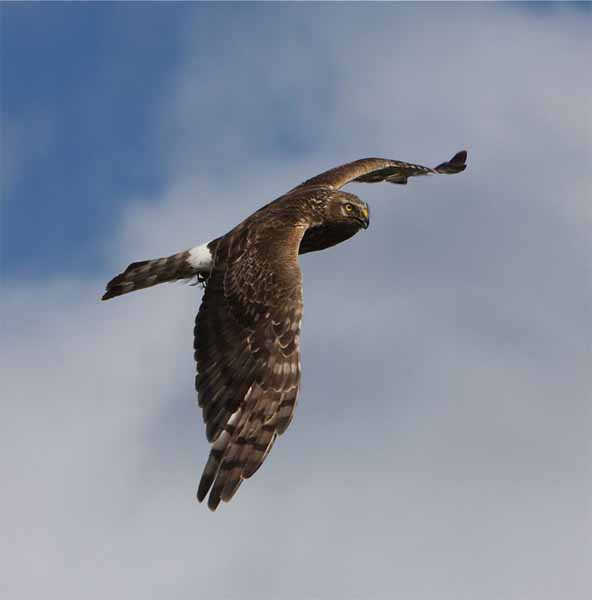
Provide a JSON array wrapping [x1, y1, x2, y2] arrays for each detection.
[[298, 222, 361, 255]]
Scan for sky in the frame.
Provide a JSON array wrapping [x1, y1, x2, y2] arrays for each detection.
[[2, 2, 591, 599]]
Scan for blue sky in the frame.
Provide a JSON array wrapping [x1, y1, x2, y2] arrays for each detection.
[[6, 1, 589, 280], [3, 3, 188, 276], [2, 3, 591, 600], [3, 2, 337, 277]]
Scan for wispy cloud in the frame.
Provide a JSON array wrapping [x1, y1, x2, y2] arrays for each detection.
[[2, 4, 590, 599]]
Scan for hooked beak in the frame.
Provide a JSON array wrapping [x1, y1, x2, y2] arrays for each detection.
[[359, 206, 370, 229]]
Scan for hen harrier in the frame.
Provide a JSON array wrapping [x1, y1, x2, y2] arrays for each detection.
[[102, 150, 467, 510]]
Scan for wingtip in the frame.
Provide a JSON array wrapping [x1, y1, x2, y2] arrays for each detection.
[[197, 470, 218, 507], [452, 149, 468, 164], [435, 149, 468, 174], [207, 493, 222, 511], [196, 489, 220, 511], [101, 288, 122, 301], [196, 484, 208, 504]]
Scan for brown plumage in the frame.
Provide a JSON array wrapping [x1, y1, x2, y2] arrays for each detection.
[[101, 150, 467, 510], [101, 250, 196, 300]]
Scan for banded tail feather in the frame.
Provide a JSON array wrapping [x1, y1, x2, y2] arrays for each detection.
[[101, 243, 213, 300]]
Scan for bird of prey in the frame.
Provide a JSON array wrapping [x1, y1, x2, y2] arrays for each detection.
[[102, 150, 467, 510]]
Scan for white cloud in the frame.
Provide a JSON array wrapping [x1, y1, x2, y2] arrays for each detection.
[[3, 4, 591, 599]]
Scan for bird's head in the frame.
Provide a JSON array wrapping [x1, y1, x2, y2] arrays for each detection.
[[326, 191, 370, 230]]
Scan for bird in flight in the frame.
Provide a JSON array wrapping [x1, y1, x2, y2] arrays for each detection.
[[102, 150, 467, 510]]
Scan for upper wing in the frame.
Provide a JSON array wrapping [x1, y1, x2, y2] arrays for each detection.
[[294, 150, 467, 191], [194, 219, 305, 510]]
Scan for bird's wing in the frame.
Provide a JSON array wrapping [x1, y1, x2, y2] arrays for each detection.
[[194, 219, 304, 510], [294, 150, 467, 190]]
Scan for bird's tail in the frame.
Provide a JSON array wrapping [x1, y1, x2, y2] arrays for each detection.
[[101, 249, 199, 301]]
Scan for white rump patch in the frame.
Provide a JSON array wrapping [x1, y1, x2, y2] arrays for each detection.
[[187, 242, 213, 272]]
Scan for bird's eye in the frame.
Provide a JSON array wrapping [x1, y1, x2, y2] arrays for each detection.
[[344, 203, 354, 212]]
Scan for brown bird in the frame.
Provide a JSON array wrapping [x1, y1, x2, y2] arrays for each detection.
[[102, 150, 467, 510]]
